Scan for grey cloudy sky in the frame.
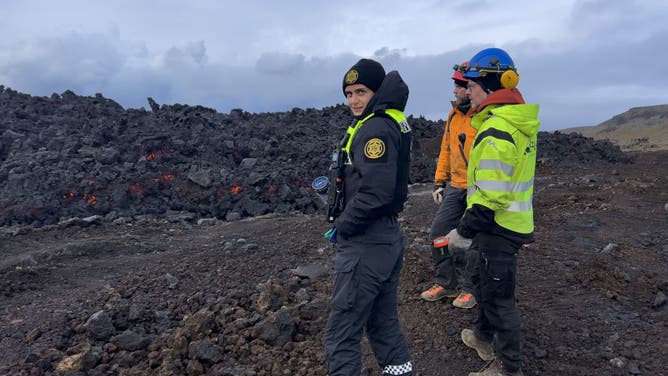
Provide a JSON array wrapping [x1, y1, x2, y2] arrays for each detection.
[[1, 0, 667, 131]]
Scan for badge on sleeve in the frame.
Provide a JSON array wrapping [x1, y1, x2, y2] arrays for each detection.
[[363, 137, 387, 162]]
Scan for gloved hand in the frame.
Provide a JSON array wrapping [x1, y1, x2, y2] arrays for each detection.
[[432, 187, 445, 204], [446, 228, 472, 253], [324, 227, 337, 244]]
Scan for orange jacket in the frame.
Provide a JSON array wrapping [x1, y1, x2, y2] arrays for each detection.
[[434, 101, 477, 189]]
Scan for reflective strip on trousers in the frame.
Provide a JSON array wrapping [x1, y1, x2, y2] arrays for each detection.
[[383, 361, 413, 375]]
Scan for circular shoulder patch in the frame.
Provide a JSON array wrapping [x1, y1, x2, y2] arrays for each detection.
[[345, 69, 359, 85], [364, 138, 385, 159]]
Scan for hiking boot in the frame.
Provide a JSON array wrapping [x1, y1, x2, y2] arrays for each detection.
[[468, 359, 523, 376], [420, 284, 458, 301], [461, 329, 494, 361], [453, 291, 477, 309]]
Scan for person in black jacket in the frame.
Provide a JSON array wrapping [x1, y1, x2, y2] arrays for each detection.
[[324, 58, 413, 376]]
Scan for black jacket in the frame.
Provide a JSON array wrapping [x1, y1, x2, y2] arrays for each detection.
[[334, 71, 411, 238]]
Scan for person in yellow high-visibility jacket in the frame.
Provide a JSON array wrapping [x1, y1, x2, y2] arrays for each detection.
[[447, 48, 540, 376]]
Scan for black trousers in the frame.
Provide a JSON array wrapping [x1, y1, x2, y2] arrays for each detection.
[[325, 224, 412, 375], [429, 185, 478, 292], [473, 233, 522, 372]]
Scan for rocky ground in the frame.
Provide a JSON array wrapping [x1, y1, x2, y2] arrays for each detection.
[[1, 150, 666, 376]]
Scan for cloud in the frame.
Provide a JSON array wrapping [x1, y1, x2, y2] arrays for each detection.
[[256, 52, 305, 75], [0, 31, 126, 95], [163, 41, 208, 67], [1, 1, 668, 131]]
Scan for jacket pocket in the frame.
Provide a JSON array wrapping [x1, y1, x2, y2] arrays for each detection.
[[330, 253, 360, 311]]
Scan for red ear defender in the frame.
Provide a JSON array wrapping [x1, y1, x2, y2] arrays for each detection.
[[500, 69, 519, 89]]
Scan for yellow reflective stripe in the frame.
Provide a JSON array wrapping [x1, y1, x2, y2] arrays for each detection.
[[344, 113, 375, 153], [473, 178, 534, 193], [385, 108, 411, 133], [343, 110, 409, 154], [477, 159, 515, 176]]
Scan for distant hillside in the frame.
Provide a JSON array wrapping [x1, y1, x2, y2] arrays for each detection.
[[563, 104, 668, 151]]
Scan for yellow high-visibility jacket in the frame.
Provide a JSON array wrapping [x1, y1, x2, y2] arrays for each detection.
[[458, 88, 540, 242]]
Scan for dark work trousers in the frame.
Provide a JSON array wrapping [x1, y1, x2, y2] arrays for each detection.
[[473, 233, 522, 372], [429, 185, 478, 291], [325, 220, 412, 376]]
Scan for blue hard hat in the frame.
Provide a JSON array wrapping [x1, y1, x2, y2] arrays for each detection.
[[463, 48, 519, 90], [463, 48, 516, 78]]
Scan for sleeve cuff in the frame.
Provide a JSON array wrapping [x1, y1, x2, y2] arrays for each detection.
[[456, 219, 475, 239]]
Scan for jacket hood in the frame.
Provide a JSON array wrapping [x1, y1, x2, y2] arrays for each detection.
[[490, 103, 540, 137], [471, 104, 540, 137], [475, 88, 525, 111], [473, 88, 540, 137], [358, 70, 409, 119]]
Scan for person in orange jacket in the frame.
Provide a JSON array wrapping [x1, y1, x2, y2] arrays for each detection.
[[420, 62, 479, 309]]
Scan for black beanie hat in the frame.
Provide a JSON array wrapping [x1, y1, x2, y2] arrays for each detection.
[[453, 79, 468, 88], [342, 58, 385, 95], [473, 73, 503, 93]]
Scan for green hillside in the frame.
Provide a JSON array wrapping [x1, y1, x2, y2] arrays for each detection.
[[563, 104, 668, 151]]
